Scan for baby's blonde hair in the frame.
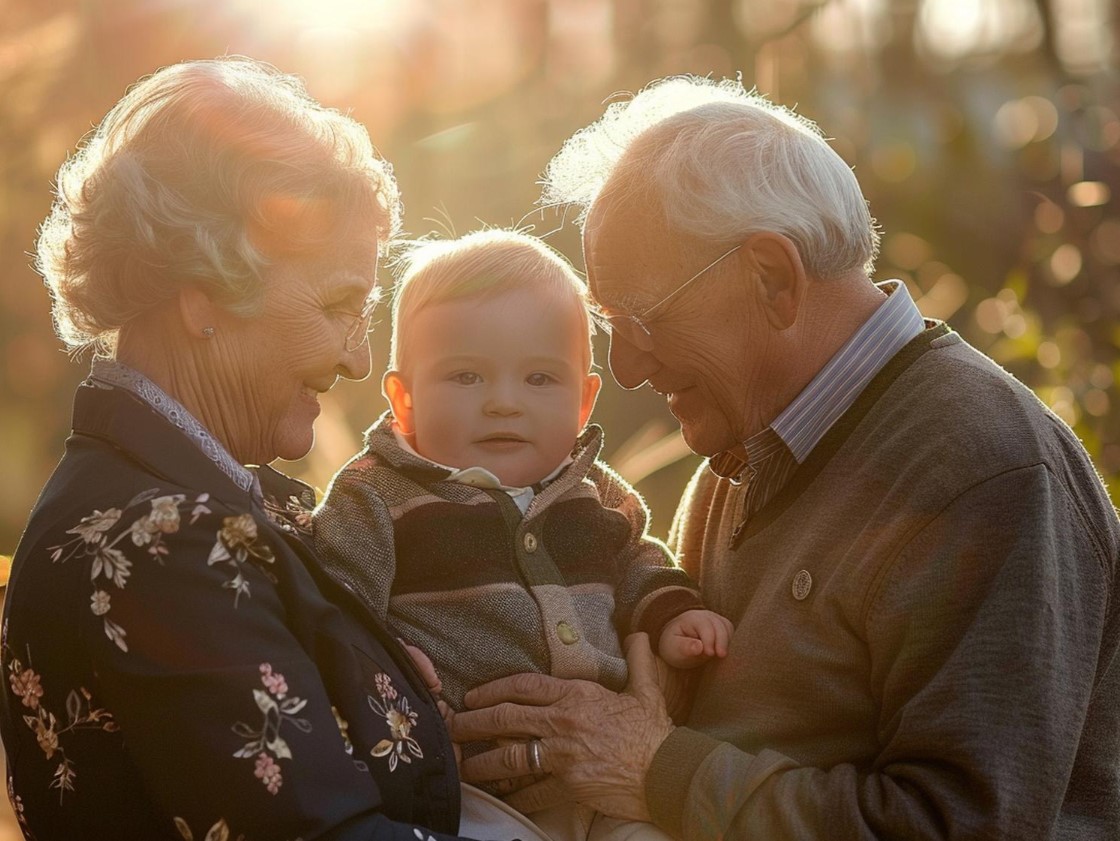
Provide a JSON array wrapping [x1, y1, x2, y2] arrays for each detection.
[[389, 229, 595, 373]]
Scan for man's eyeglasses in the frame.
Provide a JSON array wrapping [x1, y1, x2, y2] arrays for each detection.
[[595, 244, 741, 353], [343, 290, 381, 352]]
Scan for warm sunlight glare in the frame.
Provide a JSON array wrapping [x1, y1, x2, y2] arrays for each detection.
[[240, 0, 409, 31], [917, 0, 1043, 61]]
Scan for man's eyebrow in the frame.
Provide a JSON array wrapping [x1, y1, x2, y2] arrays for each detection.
[[331, 271, 380, 304], [585, 274, 649, 315], [595, 292, 650, 315]]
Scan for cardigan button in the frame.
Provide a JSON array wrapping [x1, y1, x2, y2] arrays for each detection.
[[556, 622, 580, 645], [792, 569, 812, 601], [523, 533, 538, 553]]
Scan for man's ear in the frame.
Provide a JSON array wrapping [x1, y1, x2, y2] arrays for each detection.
[[383, 370, 415, 434], [743, 233, 807, 330], [578, 372, 602, 429], [177, 284, 224, 340]]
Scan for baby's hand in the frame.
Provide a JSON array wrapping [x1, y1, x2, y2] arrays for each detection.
[[658, 609, 733, 669]]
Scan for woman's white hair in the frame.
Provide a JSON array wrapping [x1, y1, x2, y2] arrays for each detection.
[[541, 76, 879, 278], [37, 56, 401, 353], [389, 228, 594, 372]]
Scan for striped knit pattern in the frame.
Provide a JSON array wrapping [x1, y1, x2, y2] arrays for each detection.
[[314, 416, 704, 711]]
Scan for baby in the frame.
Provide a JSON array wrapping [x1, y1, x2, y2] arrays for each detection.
[[314, 229, 730, 839]]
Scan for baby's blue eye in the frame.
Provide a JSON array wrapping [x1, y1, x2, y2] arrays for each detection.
[[526, 372, 556, 386], [451, 372, 481, 385]]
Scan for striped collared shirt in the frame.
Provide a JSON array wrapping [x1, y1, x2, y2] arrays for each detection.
[[711, 280, 925, 513], [773, 279, 926, 462]]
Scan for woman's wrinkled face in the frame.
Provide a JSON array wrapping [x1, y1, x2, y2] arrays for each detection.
[[220, 238, 378, 465]]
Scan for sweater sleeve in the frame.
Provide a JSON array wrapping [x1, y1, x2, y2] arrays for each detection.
[[313, 457, 398, 622], [645, 463, 1114, 840], [589, 460, 706, 643]]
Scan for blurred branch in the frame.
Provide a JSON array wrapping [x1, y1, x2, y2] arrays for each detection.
[[611, 421, 694, 487]]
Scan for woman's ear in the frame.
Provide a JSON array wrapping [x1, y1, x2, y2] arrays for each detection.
[[177, 285, 223, 340], [578, 372, 602, 429], [743, 233, 807, 330], [383, 370, 415, 434]]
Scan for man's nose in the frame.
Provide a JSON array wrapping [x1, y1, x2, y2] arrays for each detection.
[[338, 340, 373, 382], [608, 334, 659, 390]]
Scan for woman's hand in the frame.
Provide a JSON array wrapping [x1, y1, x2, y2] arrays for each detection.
[[399, 638, 443, 696], [400, 639, 462, 768], [451, 633, 674, 821]]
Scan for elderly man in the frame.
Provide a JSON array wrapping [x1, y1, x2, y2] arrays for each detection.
[[452, 77, 1120, 840]]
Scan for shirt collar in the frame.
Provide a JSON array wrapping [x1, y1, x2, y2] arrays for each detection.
[[709, 279, 925, 480], [708, 429, 787, 484], [390, 424, 572, 514], [772, 280, 924, 463], [90, 358, 262, 501]]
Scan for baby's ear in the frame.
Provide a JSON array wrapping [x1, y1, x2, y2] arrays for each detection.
[[579, 372, 602, 429], [383, 371, 415, 433]]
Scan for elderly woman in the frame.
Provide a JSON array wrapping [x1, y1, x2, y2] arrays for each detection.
[[0, 57, 487, 841]]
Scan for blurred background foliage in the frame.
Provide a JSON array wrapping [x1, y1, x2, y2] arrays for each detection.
[[1, 0, 1118, 564]]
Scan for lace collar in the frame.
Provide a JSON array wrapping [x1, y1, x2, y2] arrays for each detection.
[[89, 358, 259, 498]]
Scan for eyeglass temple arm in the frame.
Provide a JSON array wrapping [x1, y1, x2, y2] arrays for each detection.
[[639, 244, 743, 319]]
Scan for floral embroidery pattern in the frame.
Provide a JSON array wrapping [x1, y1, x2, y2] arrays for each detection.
[[6, 651, 117, 802], [232, 664, 311, 795], [207, 514, 277, 606], [331, 706, 369, 773], [7, 775, 30, 836], [332, 706, 353, 755], [254, 753, 283, 794], [368, 672, 423, 772], [262, 493, 315, 536], [173, 817, 304, 841], [47, 492, 211, 652], [173, 816, 246, 841]]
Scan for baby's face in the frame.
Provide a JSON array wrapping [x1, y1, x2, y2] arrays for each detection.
[[387, 286, 601, 487]]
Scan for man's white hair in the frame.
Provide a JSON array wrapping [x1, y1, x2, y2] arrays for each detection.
[[541, 76, 879, 278]]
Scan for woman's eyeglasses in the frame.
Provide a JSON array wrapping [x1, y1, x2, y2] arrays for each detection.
[[594, 244, 741, 352]]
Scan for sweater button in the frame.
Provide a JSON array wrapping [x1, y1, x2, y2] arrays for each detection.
[[523, 533, 538, 553], [556, 622, 580, 645], [792, 569, 812, 600]]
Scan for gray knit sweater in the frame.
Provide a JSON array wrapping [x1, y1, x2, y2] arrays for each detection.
[[649, 325, 1120, 840]]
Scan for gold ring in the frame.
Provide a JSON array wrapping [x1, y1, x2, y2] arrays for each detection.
[[527, 739, 545, 776]]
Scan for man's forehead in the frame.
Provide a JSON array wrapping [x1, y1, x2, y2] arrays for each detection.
[[583, 196, 675, 311]]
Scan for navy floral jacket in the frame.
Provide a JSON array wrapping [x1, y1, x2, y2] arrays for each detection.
[[0, 376, 476, 840]]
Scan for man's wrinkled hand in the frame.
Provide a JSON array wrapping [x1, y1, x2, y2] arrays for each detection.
[[451, 633, 674, 822]]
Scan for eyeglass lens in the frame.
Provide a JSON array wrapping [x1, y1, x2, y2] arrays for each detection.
[[605, 315, 655, 352]]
